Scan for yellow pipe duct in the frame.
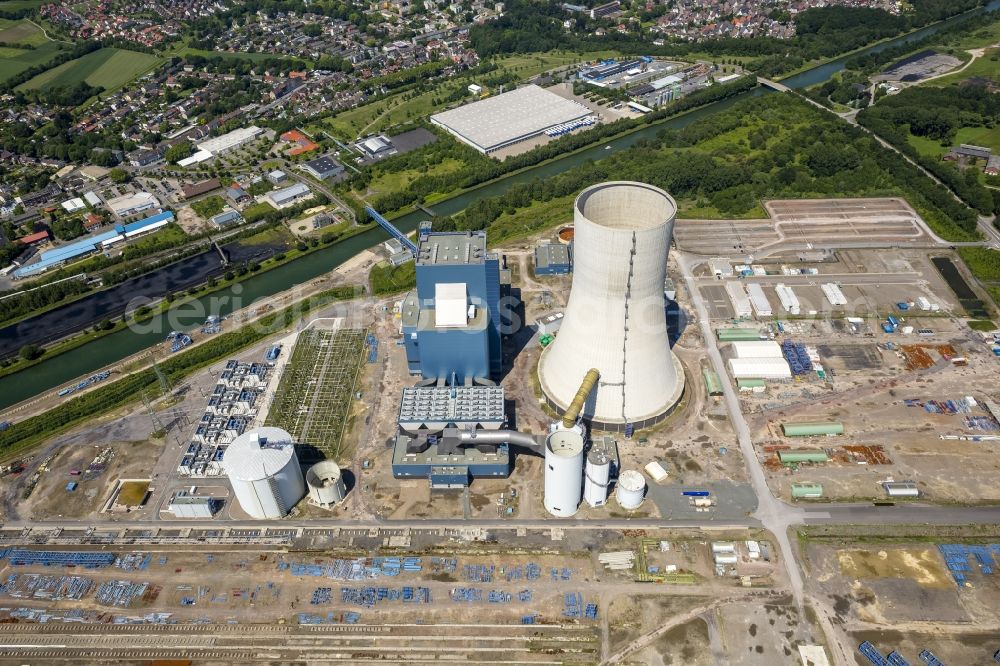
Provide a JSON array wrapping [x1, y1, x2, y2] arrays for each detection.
[[562, 368, 600, 429]]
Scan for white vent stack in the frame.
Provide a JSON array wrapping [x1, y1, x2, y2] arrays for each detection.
[[583, 447, 611, 508], [615, 469, 646, 509], [306, 460, 348, 508], [538, 182, 684, 430], [544, 430, 584, 517], [223, 427, 304, 519]]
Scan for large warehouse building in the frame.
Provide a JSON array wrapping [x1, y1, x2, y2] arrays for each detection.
[[430, 85, 593, 155]]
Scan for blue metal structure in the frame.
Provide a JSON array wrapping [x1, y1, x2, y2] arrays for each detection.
[[918, 649, 945, 666], [366, 206, 418, 254]]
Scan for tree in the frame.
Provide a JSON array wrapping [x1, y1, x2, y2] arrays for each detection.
[[19, 344, 42, 361], [165, 142, 193, 164], [108, 168, 129, 183]]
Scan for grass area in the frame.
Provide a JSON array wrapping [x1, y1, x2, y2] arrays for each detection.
[[930, 47, 1000, 86], [486, 194, 575, 246], [368, 260, 416, 295], [0, 18, 49, 46], [967, 319, 996, 332], [235, 223, 294, 248], [677, 201, 767, 219], [190, 195, 225, 219], [16, 47, 162, 92], [320, 50, 617, 139], [957, 246, 1000, 309], [0, 0, 46, 10], [908, 126, 1000, 158], [366, 157, 464, 196], [0, 39, 62, 83]]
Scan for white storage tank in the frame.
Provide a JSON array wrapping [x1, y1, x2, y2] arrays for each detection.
[[583, 447, 611, 508], [615, 469, 646, 509], [306, 460, 348, 508], [223, 427, 304, 519], [544, 430, 584, 517]]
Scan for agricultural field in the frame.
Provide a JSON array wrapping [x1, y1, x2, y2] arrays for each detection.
[[0, 17, 49, 46], [0, 18, 65, 84], [0, 0, 46, 10], [265, 327, 366, 463], [17, 46, 162, 92]]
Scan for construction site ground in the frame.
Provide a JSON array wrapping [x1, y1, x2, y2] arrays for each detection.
[[802, 538, 1000, 665]]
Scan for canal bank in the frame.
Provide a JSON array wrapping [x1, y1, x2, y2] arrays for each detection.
[[3, 0, 999, 410]]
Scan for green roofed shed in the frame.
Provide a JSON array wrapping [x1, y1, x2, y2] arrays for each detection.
[[778, 450, 829, 464], [781, 421, 844, 437], [716, 328, 763, 341]]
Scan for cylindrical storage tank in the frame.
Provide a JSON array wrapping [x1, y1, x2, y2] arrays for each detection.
[[539, 182, 685, 431], [306, 460, 347, 507], [223, 427, 305, 519], [544, 430, 584, 517], [583, 448, 611, 508], [615, 469, 646, 510]]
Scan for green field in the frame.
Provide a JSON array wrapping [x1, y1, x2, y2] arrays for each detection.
[[17, 47, 162, 91], [907, 126, 1000, 158], [0, 18, 65, 84], [0, 1, 46, 12], [0, 18, 48, 46]]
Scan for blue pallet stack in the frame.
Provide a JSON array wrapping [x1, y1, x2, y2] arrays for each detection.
[[859, 641, 888, 666], [563, 592, 583, 618], [918, 649, 945, 666]]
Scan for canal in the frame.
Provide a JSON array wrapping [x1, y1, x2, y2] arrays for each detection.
[[2, 0, 997, 410]]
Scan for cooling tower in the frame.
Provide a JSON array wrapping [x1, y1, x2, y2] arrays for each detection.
[[538, 181, 685, 430]]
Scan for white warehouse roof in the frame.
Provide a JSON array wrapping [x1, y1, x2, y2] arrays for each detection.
[[727, 357, 791, 379], [197, 126, 264, 155], [430, 84, 592, 153], [730, 341, 783, 359]]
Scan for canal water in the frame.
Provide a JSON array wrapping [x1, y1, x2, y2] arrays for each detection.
[[2, 0, 998, 410], [931, 257, 989, 319]]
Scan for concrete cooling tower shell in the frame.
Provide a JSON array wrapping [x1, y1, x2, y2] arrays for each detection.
[[538, 181, 685, 430], [306, 460, 348, 507]]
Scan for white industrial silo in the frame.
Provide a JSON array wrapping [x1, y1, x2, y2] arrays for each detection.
[[223, 427, 305, 519], [306, 460, 348, 508], [544, 430, 584, 517], [583, 447, 611, 508], [615, 469, 646, 510], [538, 181, 685, 431]]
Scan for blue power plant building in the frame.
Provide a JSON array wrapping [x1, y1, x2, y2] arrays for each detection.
[[400, 223, 503, 383]]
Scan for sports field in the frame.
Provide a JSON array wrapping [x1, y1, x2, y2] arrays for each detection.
[[16, 46, 162, 91]]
